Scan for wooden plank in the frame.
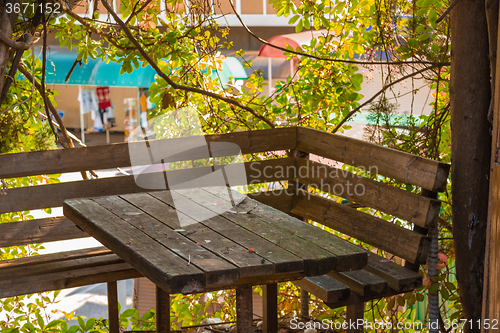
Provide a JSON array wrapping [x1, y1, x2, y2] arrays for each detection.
[[206, 188, 367, 272], [0, 246, 113, 269], [247, 191, 293, 213], [0, 262, 142, 298], [0, 159, 291, 214], [176, 188, 336, 276], [363, 252, 423, 292], [325, 287, 402, 308], [107, 282, 120, 333], [295, 158, 442, 228], [63, 198, 205, 294], [291, 189, 430, 264], [0, 217, 88, 247], [296, 127, 450, 191], [327, 270, 387, 297], [262, 284, 278, 333], [95, 195, 239, 288], [293, 275, 350, 303], [0, 253, 123, 280], [0, 128, 295, 179], [236, 286, 254, 333], [149, 190, 307, 277], [123, 192, 276, 280], [484, 163, 500, 325]]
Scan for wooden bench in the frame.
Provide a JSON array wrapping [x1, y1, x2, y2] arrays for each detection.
[[0, 126, 449, 332], [285, 127, 449, 332]]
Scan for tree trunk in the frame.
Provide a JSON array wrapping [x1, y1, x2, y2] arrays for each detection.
[[450, 0, 492, 329], [0, 0, 19, 96]]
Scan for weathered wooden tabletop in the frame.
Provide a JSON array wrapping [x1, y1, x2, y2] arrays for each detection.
[[63, 187, 367, 294]]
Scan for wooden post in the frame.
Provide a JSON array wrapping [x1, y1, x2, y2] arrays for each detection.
[[346, 302, 364, 333], [236, 286, 253, 333], [156, 286, 170, 333], [107, 281, 119, 333], [482, 4, 500, 329], [262, 284, 278, 333], [289, 149, 311, 320], [300, 289, 309, 319]]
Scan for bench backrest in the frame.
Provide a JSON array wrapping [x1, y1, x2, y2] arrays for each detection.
[[0, 127, 449, 268]]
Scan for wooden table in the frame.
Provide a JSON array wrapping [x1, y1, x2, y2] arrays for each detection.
[[63, 187, 367, 333]]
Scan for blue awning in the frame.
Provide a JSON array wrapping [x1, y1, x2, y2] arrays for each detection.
[[34, 49, 246, 87]]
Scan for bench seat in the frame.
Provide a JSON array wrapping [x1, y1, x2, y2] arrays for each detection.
[[294, 251, 422, 307], [0, 247, 142, 298]]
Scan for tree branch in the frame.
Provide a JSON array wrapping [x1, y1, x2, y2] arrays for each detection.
[[0, 31, 33, 50], [100, 0, 275, 128], [331, 65, 440, 133], [228, 0, 450, 67], [61, 5, 134, 51]]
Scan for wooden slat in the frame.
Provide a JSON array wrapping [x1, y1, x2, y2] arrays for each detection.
[[0, 217, 88, 247], [176, 188, 336, 276], [94, 195, 239, 288], [247, 191, 293, 213], [295, 158, 442, 228], [0, 128, 295, 178], [63, 198, 206, 294], [0, 159, 292, 214], [327, 270, 387, 297], [0, 246, 113, 269], [290, 189, 430, 264], [0, 253, 123, 280], [207, 188, 368, 272], [296, 127, 450, 191], [293, 275, 350, 303], [0, 262, 142, 299], [325, 287, 403, 308], [363, 252, 422, 292]]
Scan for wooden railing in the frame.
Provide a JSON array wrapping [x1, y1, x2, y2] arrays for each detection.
[[0, 126, 449, 297]]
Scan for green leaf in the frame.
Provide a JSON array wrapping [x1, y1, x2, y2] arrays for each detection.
[[429, 282, 439, 293], [121, 309, 135, 318], [295, 19, 303, 33], [141, 311, 155, 321], [77, 317, 85, 329], [429, 8, 437, 22], [66, 326, 80, 333], [416, 7, 429, 15], [441, 287, 450, 300], [408, 38, 418, 48], [418, 33, 431, 41], [288, 15, 300, 25]]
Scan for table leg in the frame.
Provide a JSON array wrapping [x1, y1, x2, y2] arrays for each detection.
[[300, 289, 309, 319], [107, 281, 119, 333], [236, 286, 253, 333], [346, 302, 364, 333], [156, 286, 170, 333], [262, 284, 278, 333]]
